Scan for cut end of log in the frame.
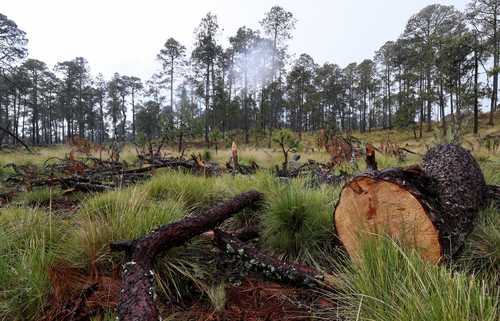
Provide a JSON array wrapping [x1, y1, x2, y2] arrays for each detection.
[[334, 174, 442, 264]]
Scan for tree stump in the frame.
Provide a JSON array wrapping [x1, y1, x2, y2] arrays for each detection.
[[334, 144, 487, 263]]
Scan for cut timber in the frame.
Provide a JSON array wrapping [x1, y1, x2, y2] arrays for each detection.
[[334, 144, 487, 264], [335, 167, 443, 263]]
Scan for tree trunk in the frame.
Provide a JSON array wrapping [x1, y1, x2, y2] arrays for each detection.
[[439, 76, 446, 137], [489, 11, 498, 126], [334, 144, 487, 264], [205, 63, 210, 148], [474, 49, 479, 134]]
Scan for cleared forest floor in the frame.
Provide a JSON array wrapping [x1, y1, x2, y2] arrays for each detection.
[[0, 115, 499, 321]]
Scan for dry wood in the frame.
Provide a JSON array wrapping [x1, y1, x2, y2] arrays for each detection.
[[213, 229, 337, 289], [0, 125, 32, 152], [334, 144, 487, 263], [365, 143, 378, 171], [110, 191, 263, 321]]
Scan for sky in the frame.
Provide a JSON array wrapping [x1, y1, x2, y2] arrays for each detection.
[[3, 0, 469, 81]]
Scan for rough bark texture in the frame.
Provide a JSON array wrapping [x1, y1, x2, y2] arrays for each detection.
[[422, 144, 487, 255], [111, 191, 263, 321], [334, 144, 487, 263], [213, 229, 337, 289]]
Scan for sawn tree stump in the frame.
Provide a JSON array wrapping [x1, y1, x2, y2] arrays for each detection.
[[334, 144, 487, 263]]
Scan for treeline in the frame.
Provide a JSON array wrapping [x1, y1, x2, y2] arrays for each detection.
[[0, 1, 499, 147]]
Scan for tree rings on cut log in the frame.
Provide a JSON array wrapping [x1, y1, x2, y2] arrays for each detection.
[[334, 144, 486, 264], [334, 168, 443, 263]]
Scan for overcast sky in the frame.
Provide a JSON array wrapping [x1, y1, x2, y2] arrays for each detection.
[[3, 0, 469, 81]]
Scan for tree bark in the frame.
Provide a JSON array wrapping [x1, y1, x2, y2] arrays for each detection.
[[213, 229, 337, 289], [111, 191, 263, 321], [334, 144, 487, 264]]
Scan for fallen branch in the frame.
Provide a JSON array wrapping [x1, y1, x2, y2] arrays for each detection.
[[213, 229, 337, 289], [110, 190, 264, 321], [0, 125, 32, 153]]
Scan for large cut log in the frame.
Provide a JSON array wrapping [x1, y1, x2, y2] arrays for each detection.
[[110, 190, 263, 321], [334, 144, 487, 263]]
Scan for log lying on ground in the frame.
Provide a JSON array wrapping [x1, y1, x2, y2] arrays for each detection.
[[213, 229, 337, 289], [110, 190, 263, 321], [334, 144, 487, 263]]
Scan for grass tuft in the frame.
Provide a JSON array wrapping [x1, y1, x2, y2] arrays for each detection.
[[323, 236, 499, 321], [0, 207, 64, 320], [13, 187, 63, 207], [261, 179, 338, 261], [458, 205, 500, 281]]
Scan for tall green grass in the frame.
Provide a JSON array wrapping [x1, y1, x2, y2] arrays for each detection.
[[261, 179, 339, 262], [13, 186, 63, 207], [145, 170, 218, 206], [458, 206, 500, 281], [0, 207, 65, 320], [324, 236, 499, 321], [58, 185, 186, 268], [57, 184, 215, 303]]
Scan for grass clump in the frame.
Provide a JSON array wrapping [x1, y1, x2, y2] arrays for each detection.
[[58, 184, 213, 303], [0, 207, 64, 321], [327, 236, 499, 321], [261, 179, 338, 261], [205, 282, 227, 313], [59, 186, 186, 268], [13, 186, 63, 207], [458, 205, 500, 280], [145, 170, 218, 206]]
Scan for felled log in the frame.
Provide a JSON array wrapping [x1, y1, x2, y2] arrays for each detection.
[[334, 144, 487, 263], [110, 190, 263, 321], [213, 229, 337, 289], [60, 178, 113, 193]]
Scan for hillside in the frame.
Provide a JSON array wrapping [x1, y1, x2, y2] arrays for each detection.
[[0, 119, 498, 321]]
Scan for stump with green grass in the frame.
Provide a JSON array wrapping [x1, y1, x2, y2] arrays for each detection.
[[334, 144, 488, 263]]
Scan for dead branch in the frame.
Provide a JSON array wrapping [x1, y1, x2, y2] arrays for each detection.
[[213, 229, 337, 289], [0, 125, 32, 153], [110, 190, 264, 321]]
